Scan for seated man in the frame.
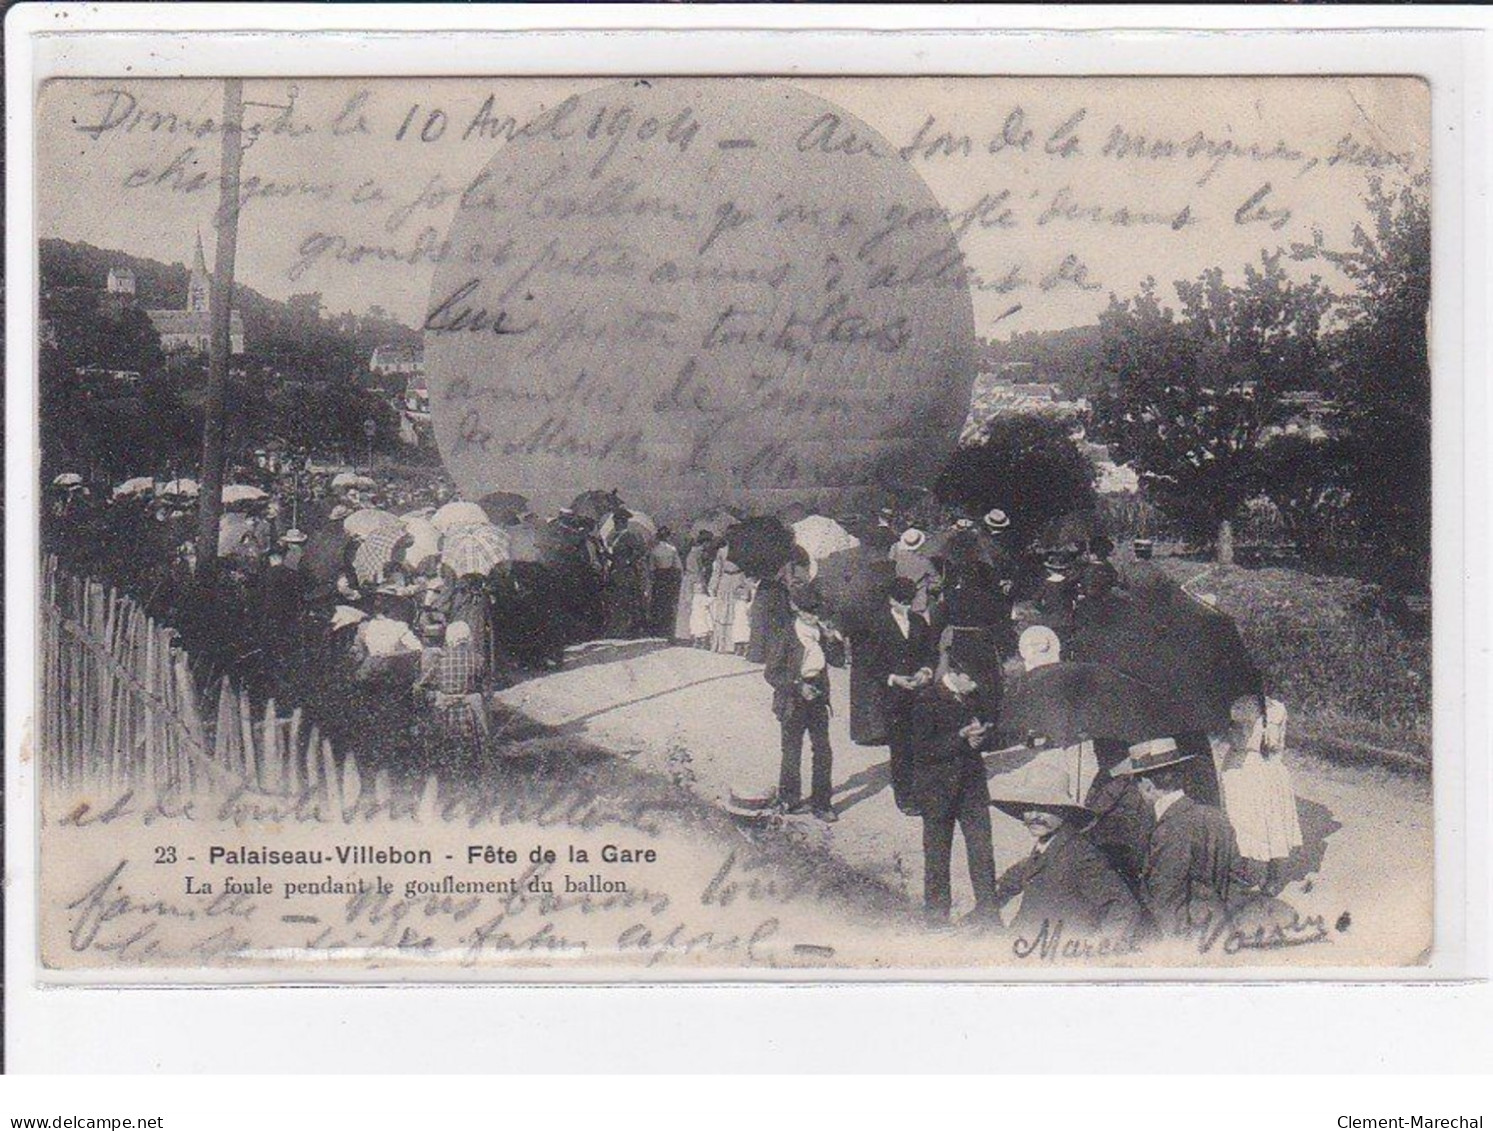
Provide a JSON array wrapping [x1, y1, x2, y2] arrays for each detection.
[[1111, 738, 1242, 936], [988, 762, 1143, 941], [908, 664, 999, 926]]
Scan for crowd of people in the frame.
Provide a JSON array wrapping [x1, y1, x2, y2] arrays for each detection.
[[44, 461, 1303, 943], [744, 503, 1304, 942]]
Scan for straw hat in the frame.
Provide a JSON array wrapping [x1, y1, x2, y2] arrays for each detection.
[[982, 508, 1011, 533], [1110, 737, 1193, 777], [989, 756, 1092, 823], [899, 527, 927, 552]]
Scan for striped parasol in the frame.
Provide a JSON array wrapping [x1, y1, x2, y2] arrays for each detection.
[[353, 523, 412, 585], [431, 500, 491, 532], [441, 523, 511, 576]]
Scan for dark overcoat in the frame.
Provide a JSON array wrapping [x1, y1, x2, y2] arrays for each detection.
[[992, 825, 1143, 939]]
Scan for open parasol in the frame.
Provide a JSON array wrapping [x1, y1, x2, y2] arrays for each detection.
[[792, 515, 861, 563], [477, 490, 532, 526], [343, 507, 401, 539], [222, 483, 269, 508], [431, 500, 491, 533], [352, 524, 413, 585], [816, 543, 897, 619], [159, 477, 200, 499], [441, 523, 511, 576], [569, 489, 623, 524], [726, 516, 797, 580], [113, 476, 155, 500], [1066, 588, 1262, 733], [1000, 661, 1191, 748]]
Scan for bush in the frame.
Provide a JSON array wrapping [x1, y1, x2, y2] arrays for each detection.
[[934, 415, 1097, 548]]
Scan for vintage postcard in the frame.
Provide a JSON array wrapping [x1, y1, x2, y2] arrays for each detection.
[[32, 74, 1434, 978]]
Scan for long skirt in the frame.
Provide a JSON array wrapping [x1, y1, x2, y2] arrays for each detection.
[[1218, 745, 1303, 863]]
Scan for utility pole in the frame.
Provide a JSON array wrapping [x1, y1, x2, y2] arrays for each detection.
[[193, 78, 245, 589]]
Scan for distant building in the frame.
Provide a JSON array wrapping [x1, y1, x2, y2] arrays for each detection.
[[106, 267, 136, 296], [399, 371, 433, 448], [144, 233, 245, 354], [961, 369, 1081, 442], [370, 342, 425, 378]]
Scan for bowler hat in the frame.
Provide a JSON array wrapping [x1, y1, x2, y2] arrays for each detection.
[[1110, 737, 1193, 777]]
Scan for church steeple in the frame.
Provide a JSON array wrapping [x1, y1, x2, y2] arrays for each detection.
[[187, 230, 210, 313]]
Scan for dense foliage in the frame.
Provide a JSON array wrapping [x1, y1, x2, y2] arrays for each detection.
[[934, 414, 1097, 548], [1086, 176, 1430, 588], [39, 239, 414, 479], [1089, 253, 1331, 554]]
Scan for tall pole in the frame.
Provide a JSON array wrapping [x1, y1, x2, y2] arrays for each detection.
[[193, 78, 245, 588]]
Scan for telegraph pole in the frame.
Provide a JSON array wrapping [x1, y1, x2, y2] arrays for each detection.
[[193, 78, 245, 589]]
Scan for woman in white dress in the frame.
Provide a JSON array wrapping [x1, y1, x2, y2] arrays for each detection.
[[708, 546, 751, 654], [1215, 694, 1304, 894]]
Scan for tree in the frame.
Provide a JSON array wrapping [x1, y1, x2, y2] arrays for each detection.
[[934, 414, 1097, 548], [1089, 253, 1331, 561], [1292, 174, 1430, 591], [1254, 432, 1351, 561], [286, 292, 325, 323]]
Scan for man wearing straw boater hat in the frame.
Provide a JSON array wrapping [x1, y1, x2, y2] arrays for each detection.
[[1111, 738, 1241, 935], [988, 758, 1141, 940]]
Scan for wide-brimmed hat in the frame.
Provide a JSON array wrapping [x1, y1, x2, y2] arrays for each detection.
[[989, 757, 1092, 823], [899, 527, 927, 552], [1110, 737, 1193, 777], [982, 508, 1011, 533], [280, 528, 308, 545]]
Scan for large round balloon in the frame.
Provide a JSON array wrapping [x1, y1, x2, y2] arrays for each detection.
[[425, 78, 977, 519]]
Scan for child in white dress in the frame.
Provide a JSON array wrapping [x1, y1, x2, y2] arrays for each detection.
[[1215, 695, 1304, 894]]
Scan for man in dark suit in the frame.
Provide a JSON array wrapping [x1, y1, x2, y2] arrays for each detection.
[[908, 665, 999, 925], [1111, 739, 1241, 936], [989, 765, 1143, 941], [853, 576, 938, 815], [762, 583, 845, 822]]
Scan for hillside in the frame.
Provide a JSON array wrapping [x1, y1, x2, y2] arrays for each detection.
[[39, 238, 421, 380]]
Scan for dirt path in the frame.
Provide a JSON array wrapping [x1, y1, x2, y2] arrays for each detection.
[[496, 641, 1433, 968]]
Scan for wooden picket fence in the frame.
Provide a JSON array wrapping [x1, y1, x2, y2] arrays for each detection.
[[38, 556, 372, 814]]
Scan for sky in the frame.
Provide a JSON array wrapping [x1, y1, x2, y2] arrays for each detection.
[[36, 75, 1428, 337]]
